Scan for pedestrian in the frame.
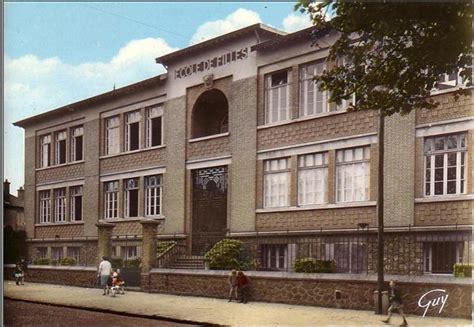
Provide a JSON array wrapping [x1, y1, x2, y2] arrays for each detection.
[[237, 270, 250, 304], [382, 280, 408, 326], [97, 256, 112, 295], [14, 262, 23, 286], [19, 258, 27, 285], [228, 269, 238, 302]]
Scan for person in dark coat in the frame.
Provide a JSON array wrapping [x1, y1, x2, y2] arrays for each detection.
[[237, 271, 250, 304], [382, 280, 408, 326]]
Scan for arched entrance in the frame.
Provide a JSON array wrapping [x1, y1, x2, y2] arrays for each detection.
[[191, 89, 229, 139], [192, 166, 228, 255]]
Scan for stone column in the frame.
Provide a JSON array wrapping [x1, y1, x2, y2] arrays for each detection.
[[140, 220, 161, 273], [96, 222, 115, 262]]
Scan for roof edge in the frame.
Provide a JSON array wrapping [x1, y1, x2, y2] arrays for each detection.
[[13, 74, 168, 128]]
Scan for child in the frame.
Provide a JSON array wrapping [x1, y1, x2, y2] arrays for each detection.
[[237, 271, 250, 304], [14, 263, 23, 286], [228, 270, 238, 302]]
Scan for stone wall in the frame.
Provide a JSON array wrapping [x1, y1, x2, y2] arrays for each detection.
[[144, 269, 471, 318], [4, 265, 97, 288]]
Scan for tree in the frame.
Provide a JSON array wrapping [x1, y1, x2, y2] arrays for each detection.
[[295, 1, 472, 116]]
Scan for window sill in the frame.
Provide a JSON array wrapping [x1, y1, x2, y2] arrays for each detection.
[[35, 221, 84, 227], [100, 216, 165, 223], [257, 110, 348, 130], [99, 145, 166, 159], [429, 85, 472, 97], [36, 161, 85, 171], [257, 201, 376, 213], [189, 132, 229, 143], [415, 194, 474, 203]]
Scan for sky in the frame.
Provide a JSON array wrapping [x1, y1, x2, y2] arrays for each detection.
[[4, 2, 313, 195]]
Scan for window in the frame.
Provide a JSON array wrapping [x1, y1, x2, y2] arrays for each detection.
[[39, 190, 51, 223], [125, 111, 141, 151], [67, 247, 80, 262], [71, 126, 83, 161], [105, 116, 120, 155], [323, 241, 367, 273], [436, 71, 464, 90], [334, 56, 356, 111], [424, 242, 463, 274], [70, 186, 83, 221], [55, 130, 67, 165], [51, 247, 63, 261], [145, 175, 162, 216], [104, 181, 119, 219], [40, 135, 51, 168], [54, 188, 66, 222], [124, 178, 139, 218], [298, 153, 328, 205], [424, 133, 467, 196], [264, 158, 290, 208], [300, 62, 327, 116], [146, 106, 163, 147], [36, 247, 47, 259], [261, 244, 288, 270], [336, 147, 370, 202], [120, 246, 138, 260], [265, 70, 290, 124]]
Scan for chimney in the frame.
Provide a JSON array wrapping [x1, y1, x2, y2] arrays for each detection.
[[3, 179, 10, 202], [17, 186, 25, 204]]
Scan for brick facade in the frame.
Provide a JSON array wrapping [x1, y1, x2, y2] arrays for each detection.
[[256, 206, 376, 231], [187, 136, 230, 160], [35, 224, 84, 239], [100, 148, 166, 175], [36, 163, 85, 184], [416, 91, 472, 125], [414, 201, 472, 226]]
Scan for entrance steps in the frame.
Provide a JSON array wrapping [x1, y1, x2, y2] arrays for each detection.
[[165, 255, 206, 270]]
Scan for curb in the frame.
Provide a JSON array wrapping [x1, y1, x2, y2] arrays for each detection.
[[5, 296, 221, 327]]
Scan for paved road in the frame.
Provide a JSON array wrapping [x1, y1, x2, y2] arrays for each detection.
[[4, 299, 199, 327]]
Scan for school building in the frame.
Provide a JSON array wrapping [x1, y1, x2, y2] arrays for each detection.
[[14, 24, 473, 276]]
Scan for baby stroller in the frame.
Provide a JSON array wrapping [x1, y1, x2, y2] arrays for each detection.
[[110, 270, 125, 297]]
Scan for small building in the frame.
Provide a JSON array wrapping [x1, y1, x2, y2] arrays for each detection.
[[3, 179, 25, 231], [13, 24, 473, 275]]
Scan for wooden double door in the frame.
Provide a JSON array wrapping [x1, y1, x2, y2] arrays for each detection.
[[191, 166, 228, 255]]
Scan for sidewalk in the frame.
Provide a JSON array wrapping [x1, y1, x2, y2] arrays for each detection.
[[3, 282, 472, 326]]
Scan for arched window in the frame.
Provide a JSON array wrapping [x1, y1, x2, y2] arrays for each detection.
[[192, 89, 229, 139]]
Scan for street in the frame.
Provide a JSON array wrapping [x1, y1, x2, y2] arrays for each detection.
[[4, 299, 199, 327]]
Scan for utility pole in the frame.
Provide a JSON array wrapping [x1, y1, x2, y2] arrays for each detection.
[[377, 111, 385, 314]]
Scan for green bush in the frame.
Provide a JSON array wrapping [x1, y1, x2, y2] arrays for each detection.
[[33, 258, 50, 265], [49, 259, 58, 266], [453, 264, 473, 277], [110, 257, 124, 269], [124, 258, 141, 268], [59, 257, 76, 266], [204, 239, 251, 270], [156, 241, 177, 256], [294, 258, 336, 273]]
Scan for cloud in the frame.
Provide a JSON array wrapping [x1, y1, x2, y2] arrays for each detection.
[[4, 37, 177, 193], [282, 13, 312, 33], [189, 8, 261, 45]]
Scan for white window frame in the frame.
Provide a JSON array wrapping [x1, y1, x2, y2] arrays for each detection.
[[424, 133, 467, 197], [54, 188, 67, 222], [125, 111, 141, 152], [299, 62, 328, 117], [120, 245, 138, 260], [39, 190, 51, 223], [145, 106, 164, 148], [104, 181, 119, 219], [55, 130, 67, 165], [71, 126, 84, 162], [262, 244, 288, 270], [51, 247, 64, 261], [70, 185, 83, 221], [298, 152, 328, 206], [265, 70, 290, 124], [124, 178, 139, 218], [105, 116, 120, 155], [145, 175, 162, 217], [40, 135, 51, 168], [263, 158, 290, 208], [334, 56, 356, 111], [336, 147, 370, 203]]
